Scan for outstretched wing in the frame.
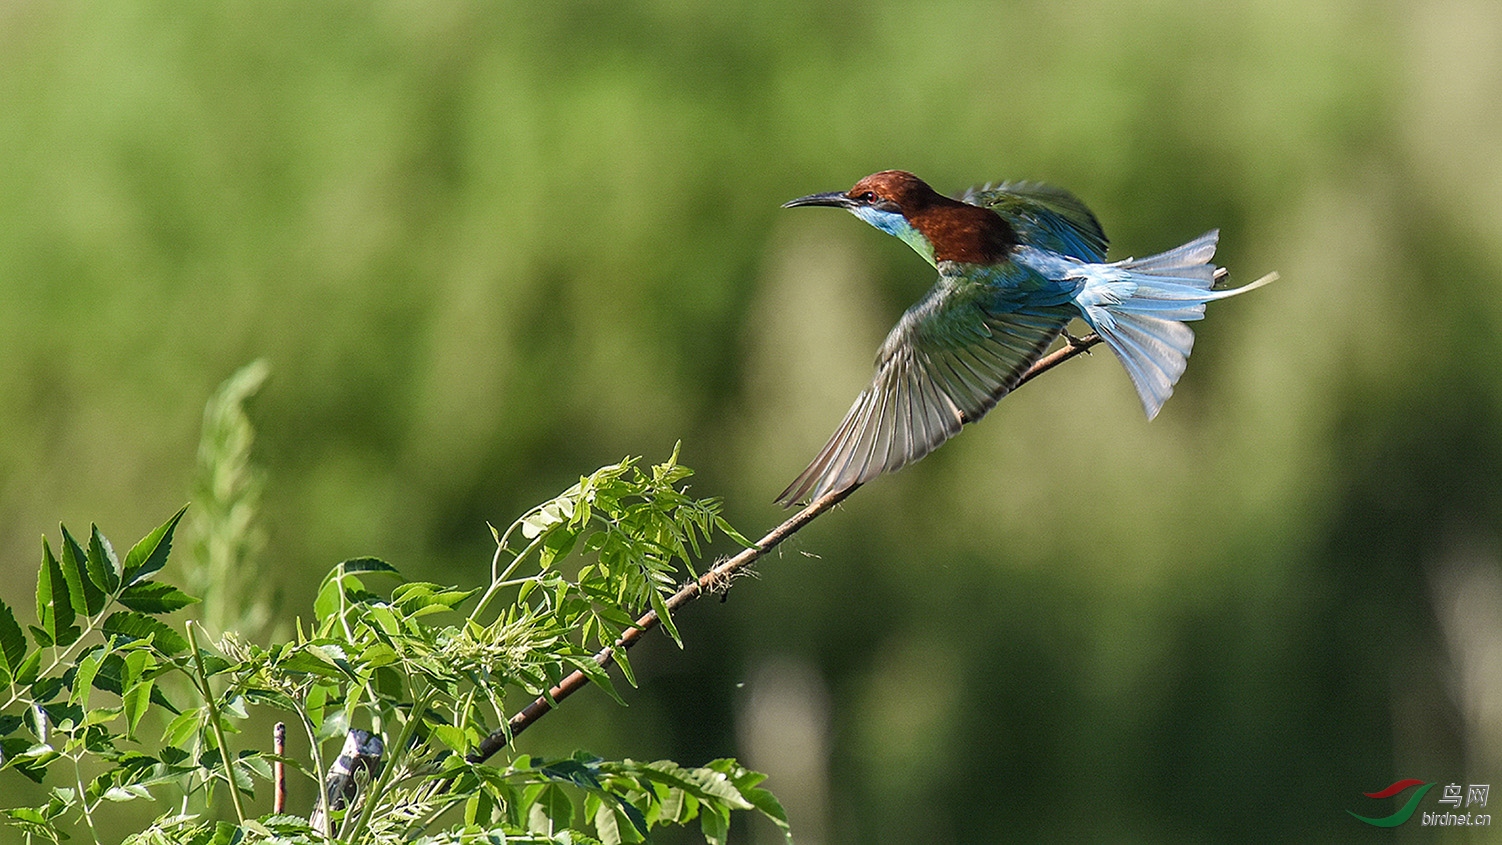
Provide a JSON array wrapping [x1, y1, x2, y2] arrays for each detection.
[[777, 265, 1075, 506], [961, 181, 1109, 262]]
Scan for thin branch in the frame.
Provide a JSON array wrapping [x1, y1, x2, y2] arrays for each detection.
[[185, 621, 248, 824], [467, 333, 1103, 765], [274, 722, 287, 814]]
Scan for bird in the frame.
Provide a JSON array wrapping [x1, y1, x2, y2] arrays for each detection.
[[776, 170, 1275, 506]]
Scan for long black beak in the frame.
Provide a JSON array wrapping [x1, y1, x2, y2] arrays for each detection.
[[782, 191, 855, 209]]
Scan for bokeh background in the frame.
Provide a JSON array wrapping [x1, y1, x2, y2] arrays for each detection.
[[3, 1, 1501, 842]]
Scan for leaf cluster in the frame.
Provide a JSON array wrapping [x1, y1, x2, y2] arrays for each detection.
[[0, 450, 788, 844]]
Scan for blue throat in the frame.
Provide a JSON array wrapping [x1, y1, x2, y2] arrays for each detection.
[[850, 206, 936, 267]]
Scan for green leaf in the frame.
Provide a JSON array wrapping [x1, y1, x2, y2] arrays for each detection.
[[26, 625, 50, 649], [528, 782, 574, 833], [714, 515, 753, 549], [539, 524, 581, 568], [101, 611, 190, 656], [611, 642, 639, 689], [219, 693, 248, 720], [243, 687, 298, 712], [431, 724, 469, 753], [521, 497, 576, 541], [60, 525, 106, 616], [338, 557, 399, 575], [657, 782, 690, 824], [87, 525, 121, 594], [594, 800, 623, 845], [81, 705, 121, 728], [29, 675, 65, 705], [93, 652, 179, 714], [162, 710, 200, 748], [122, 678, 154, 737], [121, 504, 188, 586], [312, 574, 345, 621], [101, 783, 153, 802], [542, 753, 605, 790], [118, 581, 200, 614], [4, 807, 47, 824], [430, 588, 480, 611], [618, 797, 650, 838], [634, 761, 752, 809], [563, 655, 627, 706], [236, 749, 273, 782], [57, 531, 93, 620], [36, 538, 79, 647], [700, 803, 730, 845], [121, 650, 156, 736], [70, 649, 104, 709], [363, 605, 402, 637], [648, 589, 680, 648], [743, 786, 791, 833], [13, 648, 42, 687], [465, 790, 494, 828], [0, 739, 52, 783], [209, 821, 239, 845], [392, 582, 478, 616], [116, 647, 142, 691], [0, 597, 27, 687], [200, 653, 234, 678], [279, 644, 351, 678]]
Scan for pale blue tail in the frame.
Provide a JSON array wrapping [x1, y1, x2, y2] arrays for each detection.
[[1070, 230, 1275, 419]]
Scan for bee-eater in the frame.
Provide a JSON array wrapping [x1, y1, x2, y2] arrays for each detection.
[[777, 170, 1274, 506]]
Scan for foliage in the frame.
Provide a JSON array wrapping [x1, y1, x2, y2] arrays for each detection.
[[0, 451, 786, 843], [6, 4, 1495, 840], [187, 359, 273, 640]]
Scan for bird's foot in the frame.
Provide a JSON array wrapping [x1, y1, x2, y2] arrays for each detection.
[[1062, 329, 1094, 351]]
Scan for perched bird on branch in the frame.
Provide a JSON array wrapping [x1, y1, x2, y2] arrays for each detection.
[[778, 170, 1274, 505]]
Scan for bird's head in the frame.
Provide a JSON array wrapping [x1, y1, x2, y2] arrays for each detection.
[[784, 170, 1011, 265], [783, 169, 938, 216]]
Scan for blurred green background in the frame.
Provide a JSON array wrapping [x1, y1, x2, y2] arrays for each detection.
[[3, 0, 1501, 842]]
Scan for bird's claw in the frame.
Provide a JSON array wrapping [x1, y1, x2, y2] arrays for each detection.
[[1062, 329, 1093, 351]]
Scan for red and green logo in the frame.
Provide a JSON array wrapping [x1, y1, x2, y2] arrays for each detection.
[[1349, 779, 1435, 827]]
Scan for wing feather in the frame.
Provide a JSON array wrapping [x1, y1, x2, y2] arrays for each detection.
[[961, 181, 1108, 262], [777, 265, 1074, 505]]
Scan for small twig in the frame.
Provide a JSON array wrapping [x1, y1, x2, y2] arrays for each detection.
[[466, 333, 1102, 765], [294, 697, 334, 837], [1025, 330, 1102, 381], [70, 751, 102, 843], [185, 621, 247, 824], [273, 722, 286, 814]]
